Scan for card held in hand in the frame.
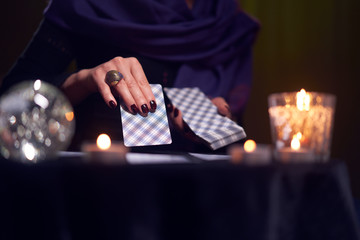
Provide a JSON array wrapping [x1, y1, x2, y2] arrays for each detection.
[[164, 87, 246, 150], [120, 84, 172, 147]]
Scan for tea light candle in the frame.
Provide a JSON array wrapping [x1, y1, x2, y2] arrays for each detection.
[[81, 134, 128, 163], [276, 148, 314, 162], [275, 134, 315, 162], [229, 140, 272, 165]]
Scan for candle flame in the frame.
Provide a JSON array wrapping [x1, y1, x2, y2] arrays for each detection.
[[244, 139, 256, 152], [97, 134, 111, 150], [296, 89, 310, 111], [291, 133, 301, 150]]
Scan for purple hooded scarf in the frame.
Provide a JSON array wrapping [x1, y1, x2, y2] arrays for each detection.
[[44, 0, 259, 116]]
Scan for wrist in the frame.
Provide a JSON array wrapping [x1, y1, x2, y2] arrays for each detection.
[[61, 69, 92, 105]]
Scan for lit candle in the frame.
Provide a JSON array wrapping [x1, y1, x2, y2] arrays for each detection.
[[229, 139, 272, 165], [268, 89, 336, 161], [81, 134, 128, 163], [296, 88, 310, 111], [276, 133, 315, 162]]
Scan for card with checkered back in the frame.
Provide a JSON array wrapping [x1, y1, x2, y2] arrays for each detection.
[[164, 87, 246, 150], [120, 84, 172, 147]]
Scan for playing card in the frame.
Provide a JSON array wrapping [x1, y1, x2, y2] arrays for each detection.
[[120, 84, 172, 147], [164, 87, 246, 150]]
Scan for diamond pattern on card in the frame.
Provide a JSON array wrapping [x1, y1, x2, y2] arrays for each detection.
[[120, 84, 172, 147], [164, 87, 246, 150]]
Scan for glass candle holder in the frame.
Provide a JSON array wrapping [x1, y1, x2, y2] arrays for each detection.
[[268, 89, 336, 162]]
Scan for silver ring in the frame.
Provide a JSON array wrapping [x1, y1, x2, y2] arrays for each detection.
[[105, 70, 124, 87]]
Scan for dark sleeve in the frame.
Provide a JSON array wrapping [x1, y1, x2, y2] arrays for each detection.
[[0, 19, 74, 95]]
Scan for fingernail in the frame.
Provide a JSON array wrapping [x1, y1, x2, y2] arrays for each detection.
[[141, 104, 149, 114], [166, 104, 173, 113], [131, 104, 139, 114], [109, 100, 116, 109], [174, 108, 179, 118], [150, 100, 157, 112]]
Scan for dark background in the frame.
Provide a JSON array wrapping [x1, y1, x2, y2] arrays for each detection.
[[0, 0, 359, 197]]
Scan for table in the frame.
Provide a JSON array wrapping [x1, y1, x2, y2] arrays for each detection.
[[0, 154, 359, 240]]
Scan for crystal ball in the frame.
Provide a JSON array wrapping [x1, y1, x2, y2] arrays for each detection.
[[0, 80, 75, 162]]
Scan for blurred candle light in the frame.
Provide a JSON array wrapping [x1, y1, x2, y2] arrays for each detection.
[[296, 89, 310, 111], [229, 139, 271, 165], [277, 132, 314, 162], [291, 133, 301, 150], [244, 139, 256, 152], [82, 133, 128, 163], [269, 89, 336, 162], [97, 134, 111, 150]]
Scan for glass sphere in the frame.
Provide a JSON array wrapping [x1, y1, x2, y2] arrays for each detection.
[[0, 80, 75, 163]]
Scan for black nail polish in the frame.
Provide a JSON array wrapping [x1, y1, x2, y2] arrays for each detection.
[[174, 108, 179, 118], [131, 104, 139, 114], [166, 104, 173, 113], [141, 104, 149, 114], [109, 100, 116, 109], [150, 100, 157, 112]]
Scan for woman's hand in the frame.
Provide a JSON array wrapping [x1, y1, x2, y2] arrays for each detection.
[[61, 57, 156, 116], [166, 96, 232, 145], [211, 97, 232, 119], [166, 103, 204, 145]]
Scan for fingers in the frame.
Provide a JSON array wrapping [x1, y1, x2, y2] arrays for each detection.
[[211, 97, 232, 119], [113, 57, 155, 116], [89, 57, 156, 116], [130, 58, 156, 112], [166, 103, 203, 144], [167, 103, 183, 131], [92, 67, 119, 109]]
